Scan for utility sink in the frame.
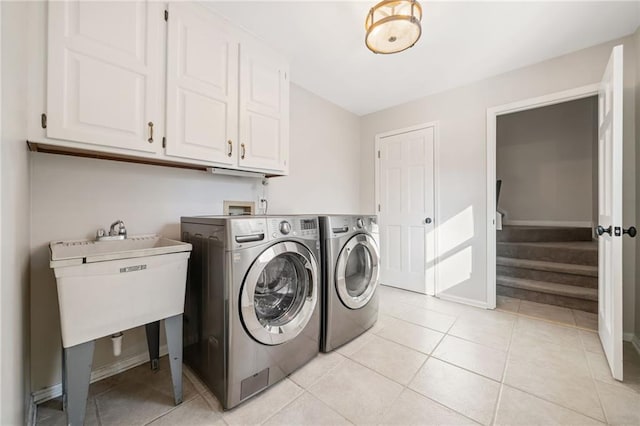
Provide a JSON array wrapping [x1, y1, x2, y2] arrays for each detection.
[[50, 234, 192, 348]]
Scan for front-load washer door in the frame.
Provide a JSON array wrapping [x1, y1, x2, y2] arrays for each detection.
[[240, 241, 318, 345], [335, 233, 380, 309]]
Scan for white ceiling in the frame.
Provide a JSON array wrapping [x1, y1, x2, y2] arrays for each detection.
[[205, 1, 640, 116]]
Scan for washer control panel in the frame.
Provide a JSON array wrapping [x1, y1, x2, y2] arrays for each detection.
[[279, 221, 291, 234], [266, 217, 318, 239]]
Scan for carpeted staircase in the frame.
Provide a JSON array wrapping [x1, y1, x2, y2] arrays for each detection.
[[497, 226, 598, 313]]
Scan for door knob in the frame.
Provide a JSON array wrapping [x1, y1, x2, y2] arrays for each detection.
[[596, 225, 612, 236], [623, 226, 637, 238], [425, 218, 432, 224]]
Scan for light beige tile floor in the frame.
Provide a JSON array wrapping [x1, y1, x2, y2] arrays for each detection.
[[37, 288, 640, 426], [497, 295, 598, 331]]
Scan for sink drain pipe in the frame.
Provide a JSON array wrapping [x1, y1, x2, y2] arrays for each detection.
[[111, 332, 124, 356]]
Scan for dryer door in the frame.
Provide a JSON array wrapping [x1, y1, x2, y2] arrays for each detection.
[[240, 241, 319, 345], [335, 233, 380, 309]]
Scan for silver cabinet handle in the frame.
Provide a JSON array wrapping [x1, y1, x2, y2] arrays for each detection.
[[241, 143, 246, 159], [148, 122, 154, 143], [228, 140, 233, 157]]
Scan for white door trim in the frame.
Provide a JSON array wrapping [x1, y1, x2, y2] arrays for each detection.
[[374, 121, 440, 295], [486, 83, 599, 309]]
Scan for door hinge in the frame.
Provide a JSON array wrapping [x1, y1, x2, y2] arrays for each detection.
[[41, 113, 47, 129], [162, 137, 166, 148], [377, 150, 380, 159], [377, 204, 381, 212], [164, 10, 168, 21]]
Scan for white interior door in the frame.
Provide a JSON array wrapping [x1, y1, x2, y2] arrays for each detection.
[[597, 45, 623, 381], [165, 3, 238, 165], [377, 126, 435, 294], [47, 1, 163, 153]]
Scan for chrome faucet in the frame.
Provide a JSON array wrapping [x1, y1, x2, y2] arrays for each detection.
[[96, 220, 128, 241], [109, 220, 127, 238]]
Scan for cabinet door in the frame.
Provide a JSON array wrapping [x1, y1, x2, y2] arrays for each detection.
[[47, 1, 163, 153], [238, 43, 289, 173], [165, 3, 238, 166]]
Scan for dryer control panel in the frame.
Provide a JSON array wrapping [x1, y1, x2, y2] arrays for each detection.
[[327, 215, 377, 238]]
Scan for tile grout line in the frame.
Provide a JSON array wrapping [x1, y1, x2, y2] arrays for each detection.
[[292, 352, 348, 390], [443, 330, 511, 353], [498, 382, 609, 425], [94, 398, 103, 426], [335, 329, 482, 425], [257, 388, 307, 426], [370, 325, 445, 357], [497, 308, 610, 424], [141, 379, 202, 425], [489, 310, 518, 425], [584, 347, 611, 425], [501, 296, 598, 331], [401, 355, 484, 426], [379, 309, 457, 335], [301, 390, 356, 426], [402, 311, 496, 425]]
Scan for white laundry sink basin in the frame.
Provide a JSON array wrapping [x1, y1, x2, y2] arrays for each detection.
[[50, 235, 192, 348]]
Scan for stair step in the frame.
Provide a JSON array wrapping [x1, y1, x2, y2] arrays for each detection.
[[498, 225, 593, 243], [497, 265, 597, 288], [497, 256, 597, 276], [497, 284, 597, 313], [497, 276, 597, 301], [497, 241, 597, 266]]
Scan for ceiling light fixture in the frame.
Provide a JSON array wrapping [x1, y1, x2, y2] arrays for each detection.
[[365, 0, 422, 54]]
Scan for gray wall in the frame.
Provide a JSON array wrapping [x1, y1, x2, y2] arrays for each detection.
[[266, 85, 361, 215], [1, 2, 31, 423], [496, 96, 598, 227], [30, 155, 260, 392], [29, 83, 362, 393], [360, 35, 637, 332]]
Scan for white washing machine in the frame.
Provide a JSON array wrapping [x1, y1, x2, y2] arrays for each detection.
[[180, 215, 321, 409], [319, 215, 380, 352]]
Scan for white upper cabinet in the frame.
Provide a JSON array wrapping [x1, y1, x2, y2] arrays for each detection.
[[238, 43, 290, 173], [40, 1, 289, 175], [47, 1, 164, 153], [165, 3, 238, 166]]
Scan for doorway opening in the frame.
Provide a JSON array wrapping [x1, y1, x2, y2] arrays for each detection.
[[485, 83, 600, 315], [494, 95, 599, 329]]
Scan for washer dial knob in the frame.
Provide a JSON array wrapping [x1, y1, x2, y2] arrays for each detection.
[[279, 221, 291, 234], [356, 218, 364, 229]]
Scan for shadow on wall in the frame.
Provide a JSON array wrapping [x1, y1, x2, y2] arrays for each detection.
[[426, 205, 475, 293]]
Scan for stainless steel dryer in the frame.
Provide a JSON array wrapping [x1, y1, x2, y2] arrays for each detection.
[[320, 215, 380, 352], [180, 215, 321, 409]]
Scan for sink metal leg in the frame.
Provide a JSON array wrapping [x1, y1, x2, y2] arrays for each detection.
[[145, 321, 160, 370], [61, 345, 67, 410], [63, 340, 95, 426], [164, 314, 183, 405]]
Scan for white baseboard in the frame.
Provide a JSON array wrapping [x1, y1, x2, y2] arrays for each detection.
[[436, 293, 490, 309], [623, 332, 635, 342], [631, 335, 640, 357], [503, 220, 593, 228], [32, 384, 63, 405], [32, 345, 168, 404]]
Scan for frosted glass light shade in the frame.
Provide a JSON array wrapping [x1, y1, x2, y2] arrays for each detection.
[[365, 0, 422, 54]]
